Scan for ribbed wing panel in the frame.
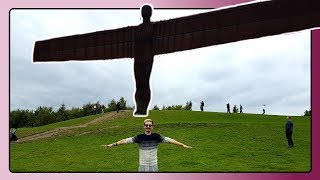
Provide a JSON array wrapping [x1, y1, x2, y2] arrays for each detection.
[[153, 0, 320, 55], [33, 26, 135, 62]]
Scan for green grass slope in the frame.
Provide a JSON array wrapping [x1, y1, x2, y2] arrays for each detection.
[[9, 110, 311, 172], [16, 113, 105, 138]]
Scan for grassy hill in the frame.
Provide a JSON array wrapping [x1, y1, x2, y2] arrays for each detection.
[[9, 110, 311, 172]]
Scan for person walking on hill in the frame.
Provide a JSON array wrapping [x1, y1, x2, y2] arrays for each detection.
[[102, 119, 192, 172], [285, 116, 294, 147], [227, 103, 231, 114]]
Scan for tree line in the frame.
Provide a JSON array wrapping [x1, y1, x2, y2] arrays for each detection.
[[11, 98, 311, 128], [10, 97, 132, 128]]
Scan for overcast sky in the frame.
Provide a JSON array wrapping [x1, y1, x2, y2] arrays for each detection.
[[10, 9, 311, 116]]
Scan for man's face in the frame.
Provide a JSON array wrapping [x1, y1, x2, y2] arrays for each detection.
[[144, 122, 154, 133]]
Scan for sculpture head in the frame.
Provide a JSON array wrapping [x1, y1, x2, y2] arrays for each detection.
[[141, 4, 152, 23]]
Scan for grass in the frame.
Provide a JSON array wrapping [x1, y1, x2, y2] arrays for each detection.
[[9, 110, 311, 172]]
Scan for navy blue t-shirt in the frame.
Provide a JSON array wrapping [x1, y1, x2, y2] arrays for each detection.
[[286, 121, 293, 132]]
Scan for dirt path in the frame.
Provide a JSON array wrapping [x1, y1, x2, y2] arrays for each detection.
[[18, 110, 131, 143]]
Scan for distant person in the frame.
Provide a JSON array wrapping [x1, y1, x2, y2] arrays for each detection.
[[102, 119, 192, 172], [200, 101, 204, 111], [10, 127, 18, 143], [185, 101, 189, 110], [227, 103, 231, 114], [189, 101, 192, 111], [285, 116, 294, 147], [240, 104, 243, 113], [233, 105, 237, 113], [92, 105, 97, 115], [116, 101, 121, 113], [262, 104, 266, 115]]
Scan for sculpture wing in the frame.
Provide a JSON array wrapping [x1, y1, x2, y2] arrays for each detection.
[[33, 26, 135, 62], [153, 0, 320, 56]]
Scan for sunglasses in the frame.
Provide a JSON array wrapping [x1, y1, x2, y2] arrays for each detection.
[[144, 124, 153, 127]]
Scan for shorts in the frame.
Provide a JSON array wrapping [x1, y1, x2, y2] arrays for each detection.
[[138, 165, 158, 172]]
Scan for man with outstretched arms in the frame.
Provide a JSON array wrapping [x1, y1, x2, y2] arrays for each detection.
[[102, 119, 192, 172]]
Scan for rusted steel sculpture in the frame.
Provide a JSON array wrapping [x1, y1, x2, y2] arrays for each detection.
[[33, 0, 320, 116]]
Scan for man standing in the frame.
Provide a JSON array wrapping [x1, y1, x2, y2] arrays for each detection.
[[240, 104, 243, 113], [200, 101, 204, 111], [262, 104, 266, 115], [102, 119, 192, 172], [285, 116, 294, 147]]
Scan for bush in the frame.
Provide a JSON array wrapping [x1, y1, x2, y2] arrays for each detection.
[[304, 109, 311, 116], [10, 109, 35, 128], [153, 105, 160, 110]]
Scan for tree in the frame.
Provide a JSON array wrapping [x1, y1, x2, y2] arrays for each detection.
[[171, 105, 183, 110], [107, 99, 117, 112], [153, 105, 160, 110], [56, 103, 69, 121], [68, 107, 82, 119], [106, 97, 128, 112], [119, 97, 127, 110], [95, 101, 102, 114], [34, 106, 56, 126], [81, 103, 94, 116], [100, 104, 106, 113], [304, 109, 311, 116], [10, 109, 35, 128]]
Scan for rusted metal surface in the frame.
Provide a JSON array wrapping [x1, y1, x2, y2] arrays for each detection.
[[153, 0, 320, 55], [133, 23, 154, 115], [34, 0, 320, 62], [33, 26, 135, 61]]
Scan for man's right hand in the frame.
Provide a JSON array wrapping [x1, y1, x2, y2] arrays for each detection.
[[183, 145, 192, 148], [101, 144, 113, 148]]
